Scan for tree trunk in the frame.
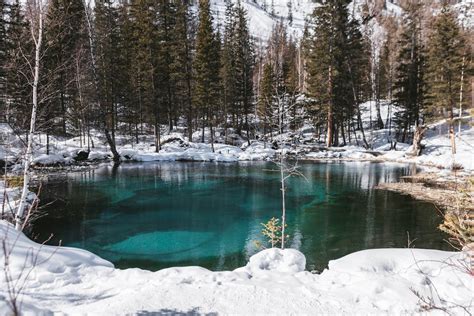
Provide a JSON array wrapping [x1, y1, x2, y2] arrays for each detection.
[[167, 87, 173, 133], [347, 119, 351, 143], [60, 71, 67, 135], [138, 83, 144, 136], [187, 112, 193, 142], [340, 122, 346, 146], [105, 127, 120, 162], [210, 121, 215, 153], [245, 113, 250, 146], [46, 132, 49, 155], [327, 65, 334, 147], [280, 153, 286, 250], [347, 60, 369, 149], [411, 125, 426, 156], [135, 123, 139, 144], [333, 124, 339, 147], [356, 106, 369, 148], [450, 125, 456, 155], [87, 116, 92, 150], [183, 11, 193, 143], [458, 56, 465, 136], [201, 114, 205, 143], [16, 1, 45, 231], [154, 118, 161, 153], [351, 119, 359, 147], [450, 109, 456, 154], [375, 100, 384, 129]]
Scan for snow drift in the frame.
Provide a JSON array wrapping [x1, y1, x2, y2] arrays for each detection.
[[0, 220, 471, 315]]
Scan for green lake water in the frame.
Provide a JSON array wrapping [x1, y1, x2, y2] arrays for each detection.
[[31, 161, 449, 271]]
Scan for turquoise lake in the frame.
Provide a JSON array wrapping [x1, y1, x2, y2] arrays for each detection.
[[31, 161, 449, 271]]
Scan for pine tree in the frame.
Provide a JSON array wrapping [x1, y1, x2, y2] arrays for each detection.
[[393, 1, 426, 143], [426, 2, 470, 154], [0, 0, 8, 120], [221, 0, 237, 138], [3, 0, 30, 129], [306, 2, 335, 146], [378, 15, 399, 135], [234, 2, 254, 142], [115, 0, 136, 143], [377, 39, 391, 102], [193, 0, 221, 150], [93, 0, 122, 161], [43, 0, 86, 137], [72, 18, 94, 150], [426, 3, 467, 119], [155, 0, 177, 132], [267, 21, 289, 135], [170, 0, 194, 141], [258, 62, 275, 141], [306, 0, 366, 147], [282, 37, 299, 131], [129, 0, 158, 149], [346, 18, 371, 147]]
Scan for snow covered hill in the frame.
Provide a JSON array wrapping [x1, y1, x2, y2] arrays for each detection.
[[210, 0, 317, 40], [209, 0, 472, 41]]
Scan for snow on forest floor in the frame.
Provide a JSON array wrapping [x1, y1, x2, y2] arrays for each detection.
[[2, 113, 474, 173], [0, 220, 472, 315]]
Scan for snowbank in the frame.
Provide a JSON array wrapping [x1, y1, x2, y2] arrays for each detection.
[[0, 220, 471, 315], [0, 181, 36, 218], [237, 248, 306, 275], [302, 115, 474, 171], [239, 141, 276, 161], [376, 120, 474, 171]]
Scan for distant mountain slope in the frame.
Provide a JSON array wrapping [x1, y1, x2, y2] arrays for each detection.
[[207, 0, 472, 41], [210, 0, 316, 40]]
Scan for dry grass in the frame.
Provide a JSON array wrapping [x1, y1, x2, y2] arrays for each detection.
[[3, 176, 24, 188]]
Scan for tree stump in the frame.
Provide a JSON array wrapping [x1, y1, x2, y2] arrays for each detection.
[[412, 125, 427, 156]]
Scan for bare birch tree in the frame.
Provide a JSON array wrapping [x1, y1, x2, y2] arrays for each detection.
[[265, 92, 307, 249], [15, 0, 48, 231]]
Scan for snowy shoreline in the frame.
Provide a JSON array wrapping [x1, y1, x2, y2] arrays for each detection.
[[2, 111, 474, 174], [0, 220, 472, 315]]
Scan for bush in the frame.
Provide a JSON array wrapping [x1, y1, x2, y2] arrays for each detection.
[[4, 176, 24, 188], [439, 211, 473, 250], [258, 217, 289, 249]]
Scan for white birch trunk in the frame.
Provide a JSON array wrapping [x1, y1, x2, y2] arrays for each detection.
[[278, 96, 287, 250], [458, 56, 465, 136], [15, 0, 45, 231], [280, 153, 286, 249]]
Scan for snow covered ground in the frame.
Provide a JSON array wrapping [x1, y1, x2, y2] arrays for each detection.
[[0, 180, 37, 222], [312, 103, 474, 172], [378, 118, 474, 171], [0, 220, 471, 315], [2, 110, 474, 172]]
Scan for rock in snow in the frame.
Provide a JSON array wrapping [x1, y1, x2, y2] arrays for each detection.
[[0, 220, 472, 315]]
